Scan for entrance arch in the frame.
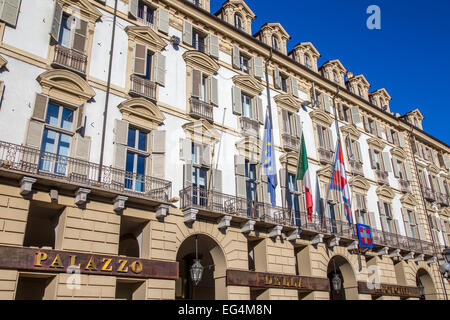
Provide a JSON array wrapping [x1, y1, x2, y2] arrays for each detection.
[[175, 233, 227, 300], [327, 255, 358, 300], [416, 268, 437, 300]]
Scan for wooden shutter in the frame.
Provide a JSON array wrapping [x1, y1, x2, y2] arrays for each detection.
[[375, 121, 383, 138], [113, 120, 128, 170], [179, 138, 192, 162], [392, 158, 399, 178], [133, 43, 147, 76], [397, 132, 406, 148], [310, 84, 317, 108], [378, 201, 388, 232], [256, 97, 264, 124], [437, 177, 446, 195], [129, 0, 138, 19], [191, 69, 202, 98], [73, 135, 91, 161], [274, 67, 281, 89], [72, 19, 88, 53], [382, 152, 392, 172], [210, 76, 218, 106], [183, 21, 193, 46], [393, 219, 401, 235], [368, 212, 376, 229], [153, 52, 166, 86], [157, 8, 169, 34], [290, 76, 299, 98], [279, 168, 287, 208], [386, 127, 393, 144], [402, 208, 412, 238], [350, 106, 361, 124], [50, 1, 62, 42], [444, 154, 450, 170], [234, 155, 246, 198], [151, 130, 166, 179], [417, 225, 426, 241], [363, 115, 370, 132], [208, 34, 219, 59], [211, 169, 222, 193], [32, 93, 48, 121], [252, 57, 263, 78], [76, 104, 85, 132], [231, 86, 242, 115], [323, 94, 331, 113], [25, 120, 44, 149], [183, 163, 192, 188], [0, 0, 21, 27], [404, 162, 413, 181], [295, 114, 302, 138], [356, 141, 363, 162], [368, 147, 376, 169], [232, 45, 240, 69], [202, 144, 211, 167], [325, 128, 333, 151], [345, 136, 354, 160], [281, 109, 289, 133]]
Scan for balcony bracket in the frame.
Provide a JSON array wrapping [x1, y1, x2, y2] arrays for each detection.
[[388, 249, 401, 258], [268, 225, 283, 239], [113, 195, 128, 214], [426, 256, 437, 265], [49, 189, 58, 203], [75, 188, 91, 207], [413, 254, 424, 262], [20, 177, 36, 196], [156, 204, 169, 219], [402, 252, 415, 261], [241, 220, 256, 234], [183, 208, 198, 224], [218, 215, 232, 230], [347, 241, 359, 251], [377, 247, 389, 256], [311, 234, 324, 245], [287, 228, 301, 241], [328, 236, 340, 248]]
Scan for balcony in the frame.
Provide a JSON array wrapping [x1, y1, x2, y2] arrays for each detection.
[[240, 117, 260, 138], [281, 134, 300, 152], [375, 169, 389, 185], [399, 179, 411, 193], [52, 45, 87, 76], [436, 192, 449, 207], [129, 74, 157, 101], [189, 98, 214, 122], [370, 229, 435, 256], [0, 140, 171, 205], [421, 186, 436, 202], [349, 160, 364, 176], [317, 147, 334, 165]]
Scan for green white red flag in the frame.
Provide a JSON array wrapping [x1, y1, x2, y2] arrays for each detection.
[[296, 132, 313, 222]]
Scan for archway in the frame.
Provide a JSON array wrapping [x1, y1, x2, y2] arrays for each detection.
[[416, 268, 437, 300], [175, 234, 227, 300], [327, 255, 358, 300]]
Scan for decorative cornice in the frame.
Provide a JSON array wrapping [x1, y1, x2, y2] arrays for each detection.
[[273, 94, 300, 112], [317, 164, 332, 178], [59, 0, 102, 22], [125, 26, 167, 52], [279, 151, 298, 168], [400, 193, 417, 208], [232, 74, 264, 96], [236, 136, 261, 162], [376, 185, 395, 200], [340, 124, 361, 140], [182, 119, 220, 145], [309, 109, 333, 128], [427, 163, 440, 175], [349, 176, 370, 191], [390, 146, 407, 159], [118, 98, 165, 130], [183, 50, 220, 75], [366, 137, 386, 150]]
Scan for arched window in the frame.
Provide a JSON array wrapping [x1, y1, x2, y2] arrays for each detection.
[[234, 14, 243, 31], [272, 35, 279, 51], [304, 54, 312, 69]]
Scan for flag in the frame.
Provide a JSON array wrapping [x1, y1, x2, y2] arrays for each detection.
[[261, 110, 277, 206], [330, 138, 353, 224], [296, 133, 313, 223]]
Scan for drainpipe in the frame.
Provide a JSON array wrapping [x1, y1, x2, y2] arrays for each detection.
[[98, 0, 118, 182], [264, 48, 274, 130]]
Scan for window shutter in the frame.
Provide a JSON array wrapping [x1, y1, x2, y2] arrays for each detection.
[[113, 120, 128, 170], [153, 52, 166, 86], [183, 163, 193, 188], [310, 84, 318, 108], [279, 168, 287, 208], [72, 19, 88, 53], [281, 109, 288, 133], [179, 138, 192, 162], [295, 114, 302, 138], [290, 76, 299, 98], [73, 134, 91, 161], [191, 69, 202, 98], [377, 201, 388, 232], [369, 147, 376, 169], [129, 0, 138, 19], [438, 177, 446, 195], [151, 130, 166, 154], [444, 154, 450, 170], [402, 208, 412, 238], [256, 97, 264, 125], [151, 130, 166, 179], [32, 93, 48, 121], [232, 45, 240, 69], [350, 106, 361, 124], [133, 43, 147, 76], [157, 8, 169, 34], [50, 1, 62, 42], [325, 128, 333, 151], [210, 76, 218, 106], [202, 144, 211, 167], [393, 219, 401, 235], [392, 158, 399, 178], [231, 86, 242, 115], [211, 169, 222, 193], [354, 141, 362, 163], [0, 0, 21, 27], [274, 67, 281, 89], [345, 136, 354, 160], [208, 34, 219, 59], [182, 21, 193, 46], [382, 152, 392, 172], [417, 225, 426, 241], [323, 94, 332, 113], [252, 57, 263, 78], [234, 155, 246, 198], [338, 102, 344, 121], [76, 104, 85, 132], [436, 217, 442, 232], [368, 211, 376, 229], [25, 120, 44, 149], [397, 132, 406, 148], [431, 150, 437, 165], [404, 162, 413, 182], [386, 127, 393, 144], [363, 115, 370, 132], [375, 121, 383, 138]]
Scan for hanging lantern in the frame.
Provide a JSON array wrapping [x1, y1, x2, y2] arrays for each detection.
[[190, 236, 203, 286], [332, 273, 342, 292]]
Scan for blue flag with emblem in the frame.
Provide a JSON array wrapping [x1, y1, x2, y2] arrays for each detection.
[[261, 109, 277, 206]]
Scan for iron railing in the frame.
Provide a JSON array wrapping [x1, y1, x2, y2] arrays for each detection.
[[421, 186, 436, 202], [281, 133, 300, 152], [349, 159, 364, 176], [375, 169, 389, 185], [129, 74, 157, 101], [240, 117, 260, 138], [189, 98, 214, 122], [317, 147, 334, 165], [0, 140, 171, 203], [52, 45, 87, 75], [399, 179, 411, 193]]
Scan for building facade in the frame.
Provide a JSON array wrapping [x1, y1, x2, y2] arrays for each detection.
[[0, 0, 448, 300]]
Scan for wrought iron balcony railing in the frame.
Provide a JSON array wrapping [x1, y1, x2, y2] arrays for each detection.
[[349, 159, 364, 176], [399, 179, 411, 193], [129, 74, 157, 101], [189, 98, 214, 122], [375, 169, 389, 185], [421, 186, 436, 202], [317, 147, 334, 165], [240, 117, 260, 138], [52, 45, 87, 76], [0, 140, 171, 204], [281, 133, 300, 152]]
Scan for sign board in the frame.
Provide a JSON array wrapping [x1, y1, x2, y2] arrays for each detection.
[[356, 223, 373, 248]]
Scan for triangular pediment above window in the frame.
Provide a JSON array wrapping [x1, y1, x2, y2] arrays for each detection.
[[232, 75, 264, 95], [349, 176, 370, 191], [118, 98, 165, 130], [309, 110, 333, 128], [317, 165, 333, 178], [440, 207, 450, 218], [341, 124, 361, 140], [427, 163, 440, 175], [60, 0, 102, 22], [125, 26, 167, 52], [260, 23, 290, 40], [0, 55, 7, 68], [321, 59, 347, 73], [376, 185, 395, 200], [274, 94, 300, 112], [400, 193, 417, 208], [222, 0, 256, 19], [182, 120, 220, 145], [183, 51, 220, 75], [279, 151, 299, 170], [235, 136, 261, 162], [390, 146, 407, 159], [366, 137, 386, 150], [370, 88, 391, 101], [293, 42, 320, 58]]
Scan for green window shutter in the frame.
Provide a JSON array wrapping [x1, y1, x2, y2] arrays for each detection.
[[208, 34, 219, 59], [133, 43, 147, 76], [129, 0, 138, 19], [32, 93, 48, 121], [50, 1, 62, 42], [350, 106, 361, 124], [183, 21, 193, 46], [290, 76, 299, 98], [252, 57, 263, 78], [232, 45, 240, 69], [0, 0, 21, 27], [154, 52, 166, 86], [231, 86, 242, 115], [25, 120, 44, 149], [72, 19, 88, 53], [157, 8, 169, 34], [210, 76, 218, 106]]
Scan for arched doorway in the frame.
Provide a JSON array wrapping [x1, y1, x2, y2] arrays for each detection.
[[327, 255, 358, 300], [416, 269, 437, 300], [175, 234, 227, 300]]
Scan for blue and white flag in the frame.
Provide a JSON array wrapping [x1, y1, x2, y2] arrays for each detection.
[[261, 109, 277, 206]]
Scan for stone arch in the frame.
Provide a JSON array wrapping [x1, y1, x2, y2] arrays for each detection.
[[309, 109, 333, 128], [327, 254, 359, 300], [117, 97, 165, 130], [416, 268, 438, 300]]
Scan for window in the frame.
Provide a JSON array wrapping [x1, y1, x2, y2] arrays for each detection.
[[407, 209, 416, 239], [234, 14, 243, 31], [136, 50, 153, 80], [338, 104, 351, 122], [245, 160, 258, 217], [39, 102, 74, 174], [241, 93, 253, 118], [58, 14, 73, 48], [384, 202, 394, 233], [316, 125, 331, 150], [287, 173, 301, 226], [373, 150, 382, 171], [272, 36, 279, 51], [125, 127, 148, 192], [280, 73, 289, 93], [137, 1, 155, 27], [355, 193, 367, 224], [304, 54, 312, 69], [192, 29, 206, 53], [282, 110, 295, 136], [239, 53, 250, 74], [345, 137, 362, 162], [191, 142, 208, 206]]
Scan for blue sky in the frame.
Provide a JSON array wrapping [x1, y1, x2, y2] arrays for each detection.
[[211, 0, 450, 144]]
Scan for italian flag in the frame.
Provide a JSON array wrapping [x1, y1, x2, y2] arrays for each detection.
[[297, 133, 313, 222]]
